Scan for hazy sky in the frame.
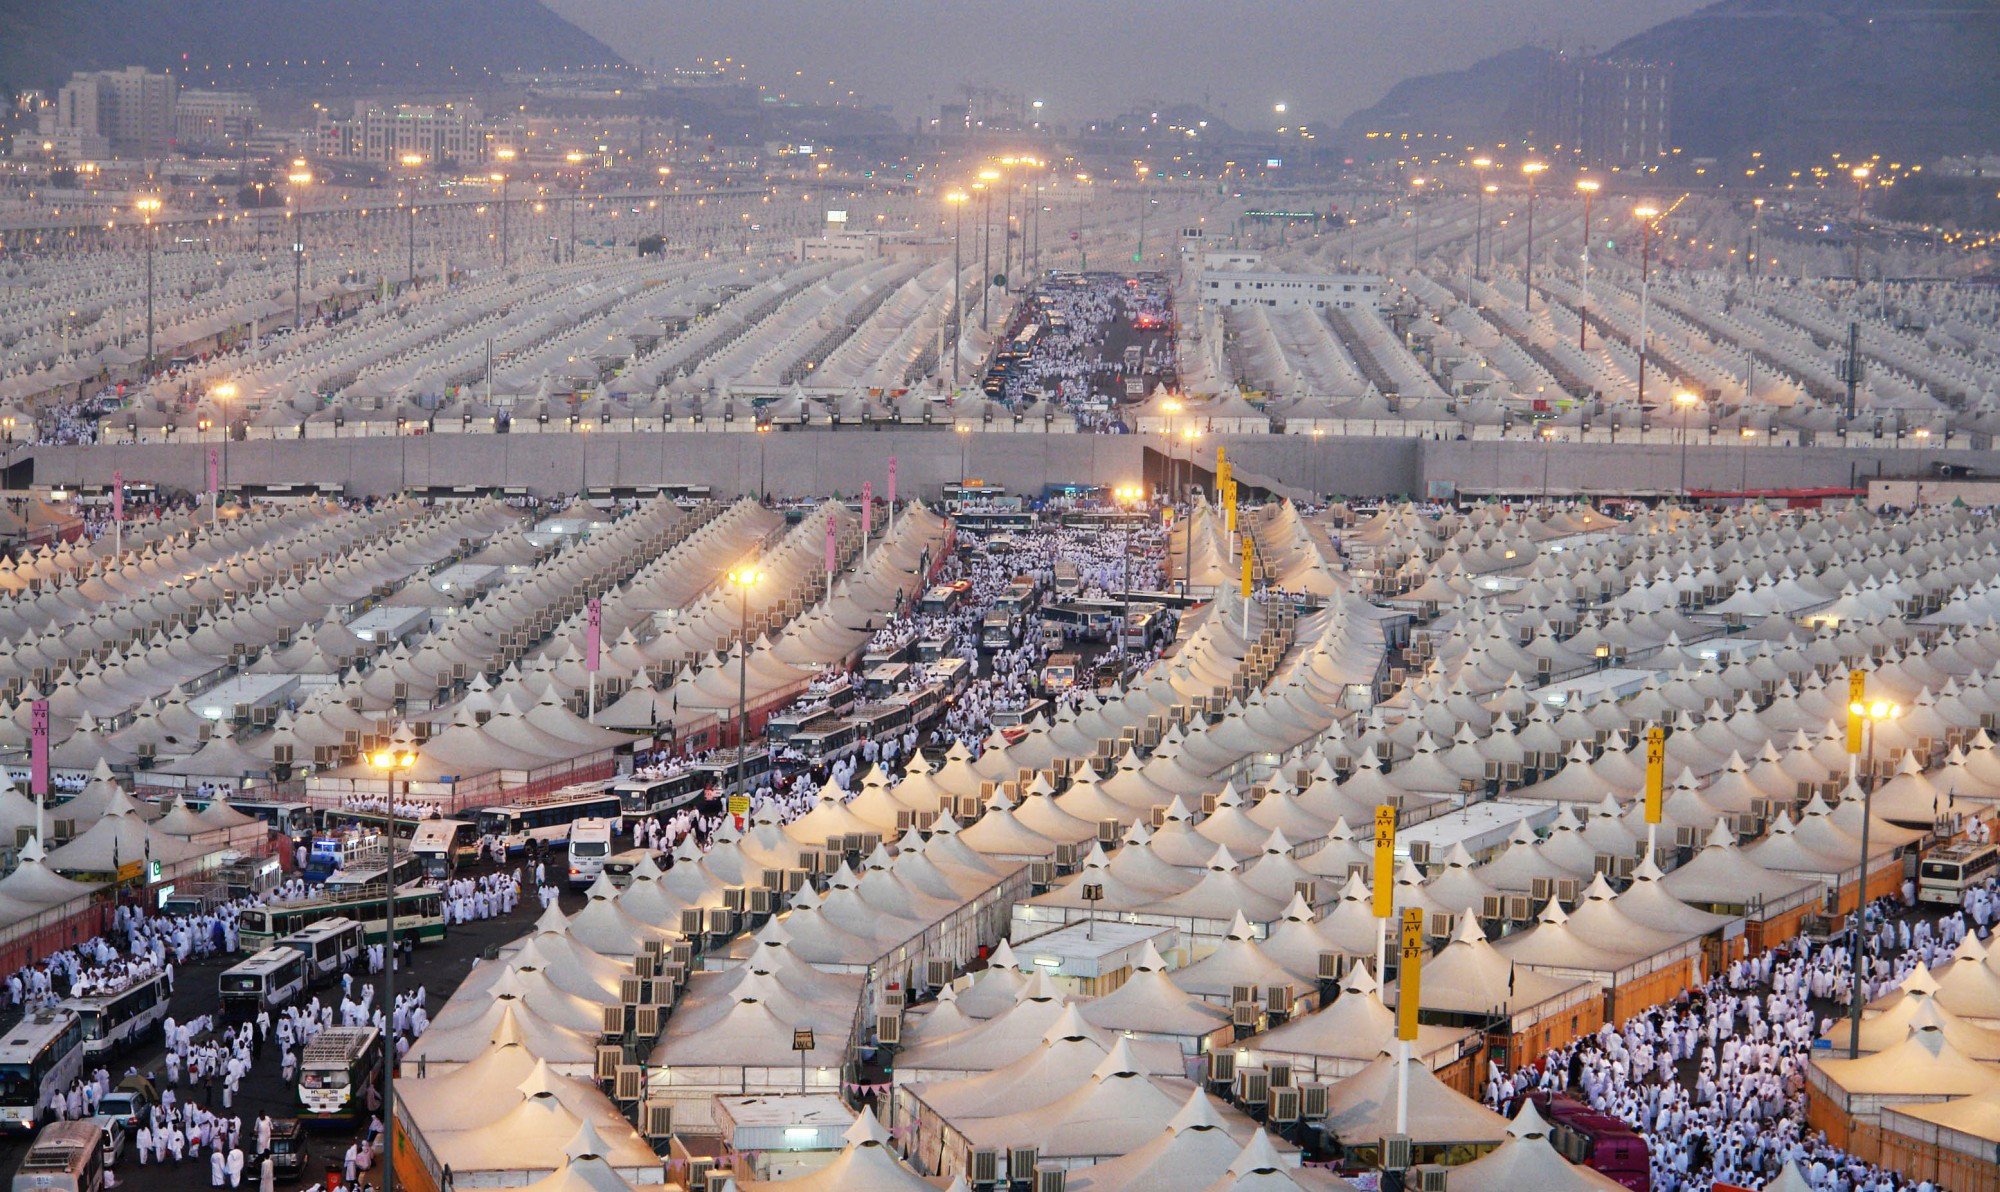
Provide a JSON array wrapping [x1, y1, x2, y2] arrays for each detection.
[[546, 0, 1711, 126]]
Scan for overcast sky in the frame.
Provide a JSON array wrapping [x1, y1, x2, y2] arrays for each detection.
[[545, 0, 1711, 126]]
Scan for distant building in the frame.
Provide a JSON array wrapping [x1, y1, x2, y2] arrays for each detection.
[[1198, 268, 1383, 311], [174, 91, 258, 151], [1531, 51, 1671, 168], [49, 67, 176, 161], [315, 101, 487, 167]]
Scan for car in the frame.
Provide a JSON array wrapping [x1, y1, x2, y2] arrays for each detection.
[[90, 1076, 158, 1149], [82, 1113, 127, 1164]]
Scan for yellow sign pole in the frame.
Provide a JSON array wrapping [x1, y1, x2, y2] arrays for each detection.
[[1644, 725, 1665, 859], [1373, 805, 1395, 978], [1846, 670, 1866, 756], [1395, 906, 1424, 1135]]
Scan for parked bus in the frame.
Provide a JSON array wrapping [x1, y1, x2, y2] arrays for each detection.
[[277, 918, 364, 985], [236, 883, 445, 952], [59, 972, 169, 1059], [600, 848, 659, 890], [219, 949, 309, 1022], [409, 820, 478, 881], [1920, 841, 2000, 905], [611, 771, 711, 823], [474, 790, 623, 856], [0, 1011, 84, 1132], [316, 808, 420, 841], [11, 1122, 106, 1192], [296, 1028, 382, 1126], [185, 798, 313, 840], [565, 818, 617, 888], [303, 833, 385, 883], [321, 855, 423, 901]]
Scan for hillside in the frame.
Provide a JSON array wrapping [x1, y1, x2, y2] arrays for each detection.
[[1337, 0, 2000, 163], [0, 0, 624, 95]]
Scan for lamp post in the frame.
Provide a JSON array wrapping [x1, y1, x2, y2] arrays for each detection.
[[1408, 177, 1426, 261], [955, 423, 972, 483], [493, 148, 517, 269], [1749, 197, 1765, 280], [976, 171, 998, 330], [1134, 163, 1152, 268], [1850, 165, 1871, 285], [367, 737, 419, 1191], [134, 196, 161, 373], [1575, 179, 1599, 351], [755, 423, 771, 499], [998, 156, 1017, 290], [212, 382, 236, 522], [946, 191, 968, 389], [1520, 162, 1547, 310], [1845, 694, 1898, 1058], [727, 567, 761, 801], [1180, 426, 1200, 594], [287, 163, 312, 331], [400, 154, 424, 284], [1539, 425, 1556, 500], [1674, 391, 1701, 493], [1633, 205, 1660, 412], [1738, 425, 1758, 492], [1162, 398, 1183, 499], [1113, 484, 1144, 641], [1470, 158, 1492, 281]]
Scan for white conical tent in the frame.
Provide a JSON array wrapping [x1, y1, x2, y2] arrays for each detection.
[[1441, 1101, 1629, 1190]]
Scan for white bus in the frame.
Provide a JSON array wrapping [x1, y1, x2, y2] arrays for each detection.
[[475, 789, 622, 856], [0, 1011, 84, 1133], [236, 882, 446, 952], [277, 918, 364, 985], [218, 949, 309, 1022], [1919, 841, 2000, 905], [11, 1122, 106, 1192], [601, 848, 659, 890], [59, 972, 170, 1059], [410, 819, 478, 881], [297, 1027, 382, 1126], [565, 818, 617, 888]]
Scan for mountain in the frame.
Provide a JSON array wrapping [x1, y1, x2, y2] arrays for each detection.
[[0, 0, 624, 95], [1337, 0, 2000, 164]]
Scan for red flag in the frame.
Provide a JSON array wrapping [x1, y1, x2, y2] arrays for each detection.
[[584, 598, 602, 672]]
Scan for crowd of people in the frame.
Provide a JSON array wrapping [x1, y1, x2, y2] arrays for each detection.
[[988, 273, 1175, 431]]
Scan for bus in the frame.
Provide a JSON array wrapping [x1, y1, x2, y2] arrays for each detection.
[[1041, 600, 1125, 643], [303, 833, 386, 882], [322, 855, 424, 901], [787, 722, 862, 765], [410, 820, 478, 881], [1511, 1093, 1649, 1191], [918, 581, 970, 616], [277, 918, 364, 985], [1920, 841, 2000, 905], [219, 949, 309, 1021], [59, 972, 169, 1059], [184, 797, 313, 840], [601, 848, 658, 890], [0, 1011, 84, 1132], [296, 1028, 382, 1126], [566, 818, 617, 888], [317, 808, 421, 841], [474, 790, 623, 856], [236, 883, 445, 952], [611, 770, 712, 823], [11, 1122, 106, 1192], [765, 701, 847, 751]]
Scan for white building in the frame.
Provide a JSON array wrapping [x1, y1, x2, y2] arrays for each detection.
[[1198, 268, 1383, 311]]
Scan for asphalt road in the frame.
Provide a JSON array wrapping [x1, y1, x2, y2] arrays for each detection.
[[0, 859, 566, 1190]]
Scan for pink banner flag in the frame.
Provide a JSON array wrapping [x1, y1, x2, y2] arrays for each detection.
[[862, 481, 872, 525], [584, 598, 602, 672], [207, 448, 219, 498], [29, 700, 48, 800], [887, 456, 897, 507], [824, 517, 836, 572], [111, 471, 124, 524]]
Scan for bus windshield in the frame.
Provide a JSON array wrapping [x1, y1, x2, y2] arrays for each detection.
[[0, 1064, 35, 1102], [572, 840, 608, 858], [220, 976, 261, 994]]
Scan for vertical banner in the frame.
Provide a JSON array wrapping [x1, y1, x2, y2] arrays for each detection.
[[886, 455, 897, 538], [1372, 805, 1396, 919], [1240, 540, 1254, 597], [1847, 670, 1867, 755], [29, 700, 49, 800], [862, 481, 873, 534], [1644, 725, 1666, 825], [584, 599, 602, 672], [208, 448, 220, 501], [111, 470, 124, 524], [824, 517, 837, 574], [1397, 907, 1424, 1040]]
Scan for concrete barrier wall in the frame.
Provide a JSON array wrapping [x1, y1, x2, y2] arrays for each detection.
[[27, 431, 1992, 501]]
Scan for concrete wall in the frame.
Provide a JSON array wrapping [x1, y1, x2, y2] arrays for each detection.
[[27, 430, 1994, 502]]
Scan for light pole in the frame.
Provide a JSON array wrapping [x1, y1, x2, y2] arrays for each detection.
[[566, 151, 587, 263], [1408, 177, 1426, 261], [1180, 426, 1200, 594], [1539, 425, 1556, 499], [946, 190, 968, 389], [1470, 158, 1491, 281], [1674, 391, 1701, 493], [1134, 164, 1152, 268], [1162, 398, 1183, 498], [212, 382, 236, 521], [134, 196, 161, 373], [1520, 161, 1546, 311], [493, 147, 517, 269], [998, 156, 1017, 289], [977, 171, 998, 330], [1113, 483, 1144, 638], [400, 154, 424, 284], [367, 736, 418, 1192], [755, 423, 771, 498], [1749, 197, 1765, 280], [956, 424, 970, 483], [1845, 694, 1898, 1058], [1575, 179, 1599, 351], [1634, 205, 1660, 411], [727, 568, 761, 799], [1739, 425, 1757, 492], [287, 163, 312, 331], [1850, 165, 1871, 285]]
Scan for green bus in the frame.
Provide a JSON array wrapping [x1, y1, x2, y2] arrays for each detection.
[[236, 881, 445, 953]]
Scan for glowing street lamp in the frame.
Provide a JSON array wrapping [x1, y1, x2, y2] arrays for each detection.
[[1521, 161, 1547, 311], [134, 196, 162, 371], [1634, 204, 1662, 412], [1844, 690, 1898, 1057], [727, 567, 762, 804], [1576, 179, 1600, 350]]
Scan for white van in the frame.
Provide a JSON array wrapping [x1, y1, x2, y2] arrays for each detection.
[[565, 817, 617, 888]]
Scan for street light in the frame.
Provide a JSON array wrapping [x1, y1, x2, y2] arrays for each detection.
[[946, 190, 968, 388], [1112, 484, 1145, 640], [1408, 177, 1426, 261], [1850, 165, 1871, 283], [1471, 158, 1492, 281], [755, 423, 772, 498], [955, 423, 971, 482], [1162, 398, 1184, 499], [1520, 161, 1547, 311], [134, 196, 162, 372], [977, 170, 999, 330], [287, 164, 312, 331], [1575, 179, 1600, 351], [1179, 425, 1201, 594], [1634, 205, 1661, 412], [1739, 425, 1759, 491], [400, 154, 424, 284], [1674, 390, 1701, 492], [212, 382, 237, 524], [726, 568, 761, 806], [1845, 694, 1898, 1058], [367, 736, 419, 1191], [1538, 424, 1557, 499], [493, 148, 517, 269]]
